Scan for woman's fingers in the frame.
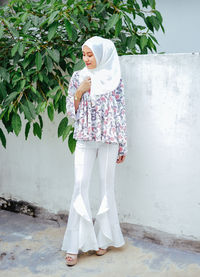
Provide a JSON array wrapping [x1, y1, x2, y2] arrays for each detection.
[[80, 77, 91, 93], [116, 155, 126, 164]]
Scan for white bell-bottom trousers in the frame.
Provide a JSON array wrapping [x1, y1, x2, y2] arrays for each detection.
[[61, 140, 125, 254]]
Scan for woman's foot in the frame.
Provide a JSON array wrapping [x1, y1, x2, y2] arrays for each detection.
[[96, 248, 107, 256], [65, 253, 78, 266]]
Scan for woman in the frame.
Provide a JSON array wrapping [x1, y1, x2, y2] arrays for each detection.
[[61, 36, 127, 266]]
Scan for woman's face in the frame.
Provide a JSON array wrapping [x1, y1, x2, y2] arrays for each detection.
[[82, 45, 97, 69]]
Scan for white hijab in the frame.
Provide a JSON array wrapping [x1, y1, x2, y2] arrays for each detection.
[[79, 36, 121, 102]]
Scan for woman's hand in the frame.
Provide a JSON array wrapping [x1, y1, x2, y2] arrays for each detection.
[[116, 155, 126, 164], [74, 77, 91, 112], [78, 77, 91, 95]]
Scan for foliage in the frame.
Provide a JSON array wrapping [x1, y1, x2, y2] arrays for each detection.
[[0, 0, 164, 151]]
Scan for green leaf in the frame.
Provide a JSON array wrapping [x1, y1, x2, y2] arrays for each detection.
[[2, 113, 13, 133], [47, 103, 54, 121], [124, 13, 134, 30], [140, 35, 148, 49], [115, 18, 122, 37], [64, 19, 73, 40], [127, 35, 136, 49], [46, 55, 53, 72], [154, 10, 163, 24], [23, 20, 31, 34], [149, 0, 156, 9], [3, 91, 19, 107], [62, 125, 71, 141], [0, 128, 6, 148], [149, 34, 159, 44], [54, 90, 62, 104], [46, 86, 60, 97], [11, 42, 19, 57], [0, 25, 4, 39], [0, 67, 10, 83], [38, 72, 43, 82], [71, 26, 78, 42], [70, 52, 76, 63], [67, 0, 74, 5], [21, 103, 32, 122], [9, 27, 19, 38], [0, 109, 7, 120], [47, 49, 60, 63], [70, 14, 80, 31], [114, 0, 120, 5], [161, 24, 165, 33], [38, 115, 43, 129], [18, 42, 25, 56], [31, 86, 42, 100], [78, 4, 84, 14], [25, 47, 35, 58], [25, 122, 30, 140], [35, 52, 43, 71], [27, 100, 37, 120], [48, 10, 59, 25], [32, 15, 39, 26], [106, 14, 119, 33], [48, 21, 58, 41], [149, 16, 160, 31], [0, 82, 7, 100], [96, 3, 106, 14], [68, 132, 76, 153], [21, 12, 28, 23], [8, 103, 14, 118], [80, 15, 90, 29], [33, 122, 42, 139], [36, 102, 47, 114], [22, 55, 34, 69], [73, 59, 85, 71], [12, 113, 22, 136], [145, 16, 154, 32], [58, 117, 68, 137], [60, 95, 66, 114], [11, 73, 21, 86], [20, 79, 26, 90]]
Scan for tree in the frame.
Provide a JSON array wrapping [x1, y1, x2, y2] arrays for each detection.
[[0, 0, 164, 152]]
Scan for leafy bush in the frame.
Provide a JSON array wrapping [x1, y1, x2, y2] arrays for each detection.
[[0, 0, 164, 152]]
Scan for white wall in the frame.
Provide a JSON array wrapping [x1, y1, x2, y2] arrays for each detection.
[[1, 53, 200, 240], [119, 53, 200, 240]]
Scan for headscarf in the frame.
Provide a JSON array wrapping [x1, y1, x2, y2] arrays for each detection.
[[79, 36, 121, 102]]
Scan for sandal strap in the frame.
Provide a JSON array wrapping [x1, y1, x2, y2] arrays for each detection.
[[66, 254, 77, 259]]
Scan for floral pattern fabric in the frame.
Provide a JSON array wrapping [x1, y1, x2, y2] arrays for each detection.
[[66, 71, 127, 156]]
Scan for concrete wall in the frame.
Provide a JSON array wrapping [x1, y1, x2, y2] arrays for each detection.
[[1, 53, 200, 241]]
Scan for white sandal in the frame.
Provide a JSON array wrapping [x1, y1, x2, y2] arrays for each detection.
[[65, 253, 78, 266]]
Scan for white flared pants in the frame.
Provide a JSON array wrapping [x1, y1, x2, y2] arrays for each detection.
[[61, 141, 125, 254]]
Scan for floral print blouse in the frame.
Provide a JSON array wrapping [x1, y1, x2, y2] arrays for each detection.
[[66, 71, 127, 156]]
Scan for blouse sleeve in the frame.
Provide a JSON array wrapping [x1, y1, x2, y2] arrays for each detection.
[[115, 79, 128, 157], [66, 72, 78, 120]]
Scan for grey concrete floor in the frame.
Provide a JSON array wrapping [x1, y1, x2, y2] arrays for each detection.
[[0, 210, 200, 277]]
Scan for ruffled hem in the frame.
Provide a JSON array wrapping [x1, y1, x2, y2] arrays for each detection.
[[61, 193, 125, 253], [94, 194, 125, 248], [61, 193, 99, 254]]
